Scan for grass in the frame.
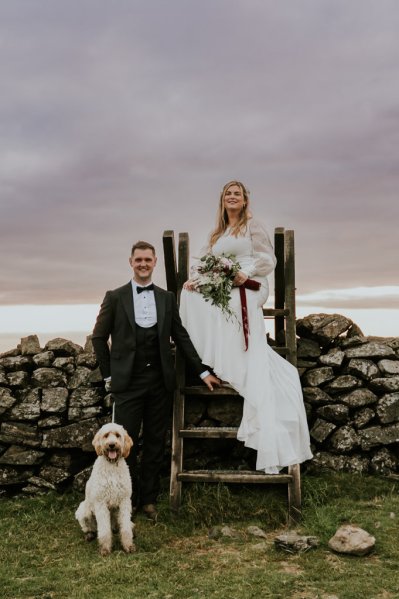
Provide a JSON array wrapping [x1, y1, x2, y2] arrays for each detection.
[[1, 473, 399, 599]]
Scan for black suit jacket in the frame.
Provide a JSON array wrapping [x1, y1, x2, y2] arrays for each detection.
[[92, 282, 204, 393]]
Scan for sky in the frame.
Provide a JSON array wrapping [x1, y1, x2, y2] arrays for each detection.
[[1, 0, 399, 351]]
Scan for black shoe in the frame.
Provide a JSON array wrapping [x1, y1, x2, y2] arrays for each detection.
[[142, 503, 158, 522]]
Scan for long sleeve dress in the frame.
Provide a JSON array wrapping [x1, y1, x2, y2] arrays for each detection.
[[179, 218, 313, 474]]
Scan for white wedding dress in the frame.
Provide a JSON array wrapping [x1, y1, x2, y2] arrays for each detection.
[[179, 219, 313, 474]]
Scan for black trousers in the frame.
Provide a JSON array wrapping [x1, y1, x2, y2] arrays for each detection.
[[113, 366, 172, 506]]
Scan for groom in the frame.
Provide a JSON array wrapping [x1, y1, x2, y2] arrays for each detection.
[[92, 240, 219, 520]]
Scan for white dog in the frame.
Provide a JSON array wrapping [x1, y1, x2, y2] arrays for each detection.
[[75, 422, 135, 556]]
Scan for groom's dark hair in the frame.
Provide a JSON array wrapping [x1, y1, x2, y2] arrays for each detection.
[[131, 241, 156, 256]]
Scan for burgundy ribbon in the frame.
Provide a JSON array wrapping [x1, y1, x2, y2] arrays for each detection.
[[239, 279, 261, 351]]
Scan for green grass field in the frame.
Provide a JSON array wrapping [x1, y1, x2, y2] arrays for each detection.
[[1, 473, 399, 599]]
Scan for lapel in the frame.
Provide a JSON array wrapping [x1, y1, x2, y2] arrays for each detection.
[[154, 285, 166, 336], [121, 282, 136, 336]]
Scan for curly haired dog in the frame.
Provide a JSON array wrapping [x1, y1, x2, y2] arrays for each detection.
[[75, 422, 135, 556]]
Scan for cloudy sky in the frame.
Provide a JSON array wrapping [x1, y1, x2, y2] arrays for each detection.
[[1, 0, 398, 348]]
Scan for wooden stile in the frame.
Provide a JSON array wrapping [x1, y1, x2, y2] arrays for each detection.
[[163, 227, 302, 524]]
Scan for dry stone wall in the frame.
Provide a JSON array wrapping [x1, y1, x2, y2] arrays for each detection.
[[0, 314, 398, 495]]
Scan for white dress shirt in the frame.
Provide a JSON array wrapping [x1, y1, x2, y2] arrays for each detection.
[[131, 280, 157, 327]]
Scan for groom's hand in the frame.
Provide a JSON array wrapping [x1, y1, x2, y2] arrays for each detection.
[[203, 374, 221, 391]]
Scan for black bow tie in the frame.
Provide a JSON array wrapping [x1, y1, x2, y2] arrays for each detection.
[[136, 283, 154, 294]]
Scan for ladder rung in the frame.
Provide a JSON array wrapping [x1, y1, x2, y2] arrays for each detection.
[[183, 385, 240, 396], [263, 308, 290, 317], [177, 469, 293, 484], [180, 426, 238, 438], [271, 346, 290, 355]]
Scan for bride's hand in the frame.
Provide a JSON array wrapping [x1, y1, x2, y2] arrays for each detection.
[[233, 271, 248, 286], [183, 279, 197, 291]]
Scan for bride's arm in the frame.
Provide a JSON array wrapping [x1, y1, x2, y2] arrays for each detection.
[[243, 219, 277, 277]]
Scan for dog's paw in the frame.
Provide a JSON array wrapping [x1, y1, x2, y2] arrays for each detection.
[[123, 543, 137, 553], [99, 545, 111, 557], [84, 531, 96, 542]]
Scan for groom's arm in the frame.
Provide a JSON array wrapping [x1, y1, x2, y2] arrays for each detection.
[[92, 291, 114, 379]]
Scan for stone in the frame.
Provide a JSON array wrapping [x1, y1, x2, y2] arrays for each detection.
[[7, 371, 30, 387], [297, 314, 352, 345], [20, 335, 41, 355], [0, 388, 17, 415], [370, 376, 399, 393], [207, 396, 243, 426], [353, 407, 375, 429], [296, 338, 321, 359], [316, 404, 349, 424], [52, 357, 75, 373], [185, 397, 207, 426], [376, 393, 399, 424], [31, 368, 67, 388], [41, 387, 68, 413], [84, 335, 95, 353], [344, 455, 370, 473], [76, 352, 98, 368], [303, 387, 334, 405], [247, 526, 268, 539], [0, 347, 20, 358], [359, 423, 399, 450], [49, 453, 72, 469], [378, 360, 399, 375], [338, 388, 378, 408], [310, 419, 336, 443], [45, 338, 83, 356], [9, 389, 41, 421], [38, 465, 71, 486], [309, 452, 348, 472], [32, 351, 54, 367], [0, 445, 45, 466], [73, 466, 92, 492], [345, 342, 396, 360], [329, 426, 359, 453], [0, 466, 34, 485], [69, 388, 102, 407], [0, 422, 41, 447], [38, 415, 64, 428], [370, 448, 398, 475], [0, 356, 32, 371], [319, 348, 345, 368], [274, 532, 319, 552], [339, 335, 368, 349], [324, 375, 361, 394], [26, 476, 57, 491], [89, 367, 103, 384], [0, 370, 7, 385], [297, 359, 318, 369], [347, 359, 380, 381], [302, 367, 335, 387], [41, 418, 99, 451], [68, 406, 103, 421], [347, 323, 364, 338], [328, 525, 375, 556], [68, 367, 93, 389]]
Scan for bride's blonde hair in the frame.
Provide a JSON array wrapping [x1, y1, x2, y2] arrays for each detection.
[[209, 180, 251, 247]]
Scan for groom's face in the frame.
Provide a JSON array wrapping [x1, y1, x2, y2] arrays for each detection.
[[129, 248, 157, 284]]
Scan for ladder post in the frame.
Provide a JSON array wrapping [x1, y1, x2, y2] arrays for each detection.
[[163, 230, 178, 297], [284, 230, 297, 367], [288, 463, 301, 524], [274, 227, 286, 344]]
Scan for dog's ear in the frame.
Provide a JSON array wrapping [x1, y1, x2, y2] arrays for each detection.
[[122, 431, 133, 458], [92, 431, 103, 456]]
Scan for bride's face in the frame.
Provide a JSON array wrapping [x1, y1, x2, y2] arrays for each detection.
[[223, 184, 245, 212]]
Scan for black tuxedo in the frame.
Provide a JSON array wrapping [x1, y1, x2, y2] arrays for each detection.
[[92, 281, 205, 505]]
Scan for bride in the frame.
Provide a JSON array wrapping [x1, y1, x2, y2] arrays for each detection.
[[180, 180, 313, 474]]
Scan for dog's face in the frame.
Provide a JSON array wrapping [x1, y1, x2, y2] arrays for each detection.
[[92, 423, 133, 462]]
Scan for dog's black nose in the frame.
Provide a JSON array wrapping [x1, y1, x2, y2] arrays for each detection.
[[108, 443, 115, 449]]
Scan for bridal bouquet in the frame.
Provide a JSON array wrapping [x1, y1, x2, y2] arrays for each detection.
[[194, 253, 241, 318]]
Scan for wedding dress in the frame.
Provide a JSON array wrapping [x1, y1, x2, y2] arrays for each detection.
[[179, 219, 313, 474]]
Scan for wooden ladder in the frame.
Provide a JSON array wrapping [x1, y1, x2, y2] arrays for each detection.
[[163, 227, 301, 524]]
